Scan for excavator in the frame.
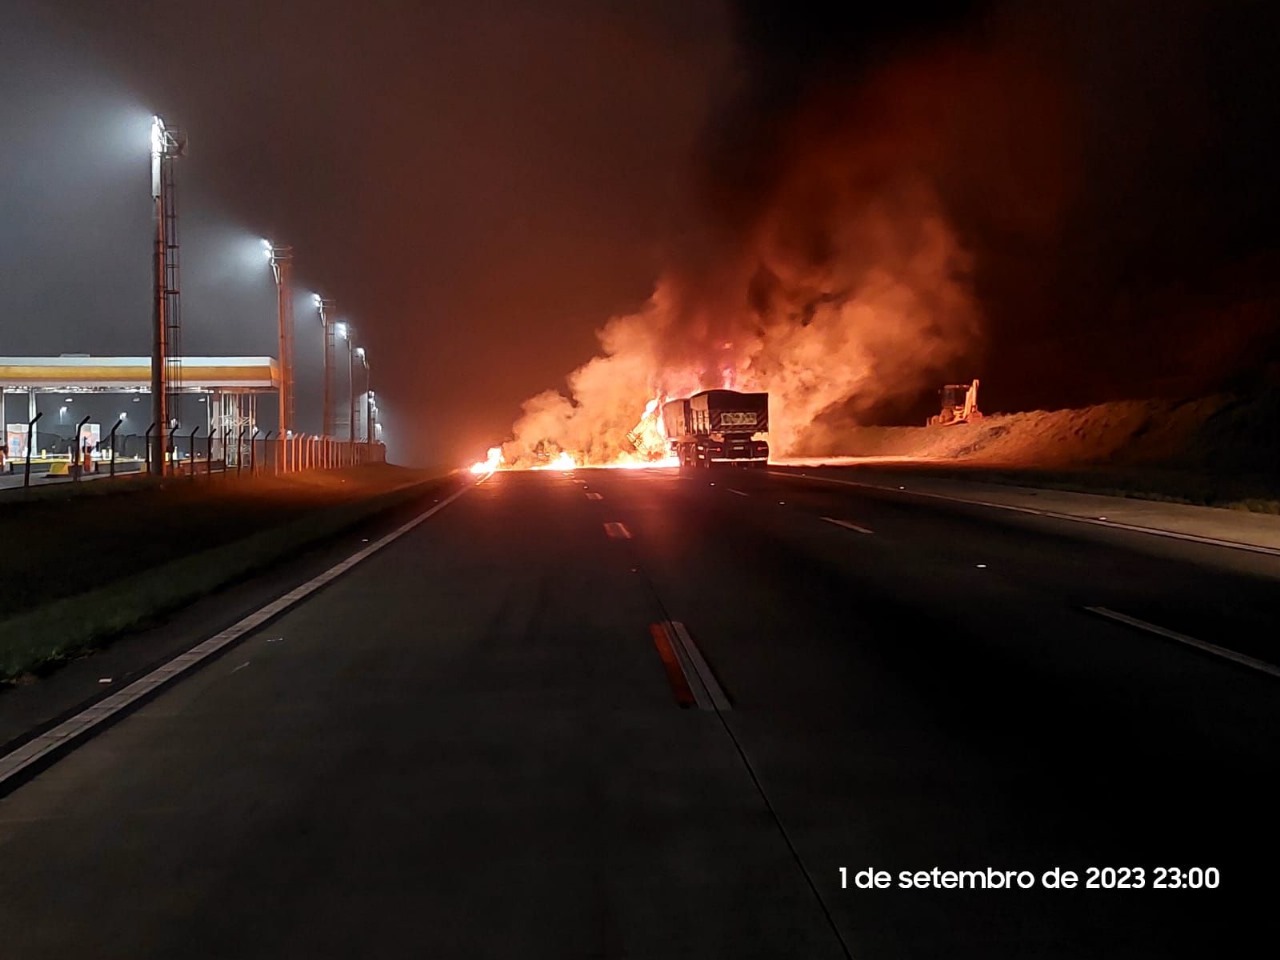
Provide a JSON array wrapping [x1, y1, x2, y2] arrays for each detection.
[[928, 379, 982, 426]]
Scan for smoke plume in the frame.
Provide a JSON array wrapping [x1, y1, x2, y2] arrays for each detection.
[[503, 45, 983, 465]]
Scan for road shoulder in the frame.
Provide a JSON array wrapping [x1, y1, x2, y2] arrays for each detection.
[[768, 465, 1280, 554]]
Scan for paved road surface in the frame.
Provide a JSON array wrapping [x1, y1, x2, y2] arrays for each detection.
[[1, 466, 1276, 958]]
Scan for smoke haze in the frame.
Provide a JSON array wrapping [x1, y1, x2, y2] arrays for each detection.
[[2, 2, 1277, 466], [503, 0, 1280, 464]]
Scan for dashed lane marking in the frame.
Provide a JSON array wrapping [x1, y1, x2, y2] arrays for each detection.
[[821, 516, 874, 535], [649, 624, 695, 707], [647, 622, 731, 713], [603, 521, 632, 539], [726, 488, 749, 497], [585, 492, 603, 500], [668, 621, 731, 711]]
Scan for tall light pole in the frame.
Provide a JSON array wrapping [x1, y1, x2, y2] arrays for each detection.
[[355, 347, 370, 442], [335, 322, 355, 444], [314, 295, 336, 436], [263, 240, 293, 436], [150, 115, 185, 476], [366, 390, 376, 447]]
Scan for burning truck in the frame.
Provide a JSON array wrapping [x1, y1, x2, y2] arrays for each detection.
[[660, 389, 770, 468]]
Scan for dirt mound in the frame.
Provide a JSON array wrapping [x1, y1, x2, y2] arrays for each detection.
[[795, 389, 1280, 476]]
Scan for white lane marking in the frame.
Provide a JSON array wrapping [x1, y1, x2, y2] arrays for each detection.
[[726, 488, 749, 497], [1084, 606, 1280, 679], [655, 622, 709, 710], [771, 470, 1280, 557], [821, 516, 874, 535], [0, 479, 481, 790], [668, 621, 731, 711], [585, 492, 603, 501], [231, 662, 250, 673], [603, 522, 632, 539]]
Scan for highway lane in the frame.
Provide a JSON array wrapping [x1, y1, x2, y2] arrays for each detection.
[[0, 470, 842, 959], [1, 465, 1277, 957], [600, 467, 1280, 954]]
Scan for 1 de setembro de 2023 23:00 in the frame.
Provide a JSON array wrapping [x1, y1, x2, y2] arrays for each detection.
[[840, 866, 1221, 891]]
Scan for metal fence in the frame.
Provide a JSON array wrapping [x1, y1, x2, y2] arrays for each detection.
[[9, 413, 386, 490]]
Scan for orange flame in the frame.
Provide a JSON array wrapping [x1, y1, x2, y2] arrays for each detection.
[[470, 395, 686, 472], [469, 445, 503, 475], [625, 394, 669, 461]]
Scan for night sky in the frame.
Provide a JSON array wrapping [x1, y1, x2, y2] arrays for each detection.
[[3, 1, 1278, 465]]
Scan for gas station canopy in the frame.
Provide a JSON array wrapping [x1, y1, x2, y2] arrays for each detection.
[[0, 356, 279, 392]]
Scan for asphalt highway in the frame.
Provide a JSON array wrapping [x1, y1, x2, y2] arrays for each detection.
[[1, 466, 1277, 958]]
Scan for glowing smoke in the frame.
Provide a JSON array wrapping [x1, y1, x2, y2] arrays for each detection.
[[501, 53, 983, 467]]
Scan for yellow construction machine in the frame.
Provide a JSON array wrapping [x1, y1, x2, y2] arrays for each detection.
[[928, 379, 982, 426]]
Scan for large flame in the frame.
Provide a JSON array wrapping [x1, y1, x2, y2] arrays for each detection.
[[469, 445, 503, 475], [469, 49, 986, 471], [466, 398, 681, 473], [625, 396, 669, 460], [536, 451, 577, 471]]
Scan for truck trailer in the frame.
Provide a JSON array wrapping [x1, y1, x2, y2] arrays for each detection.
[[661, 389, 769, 468]]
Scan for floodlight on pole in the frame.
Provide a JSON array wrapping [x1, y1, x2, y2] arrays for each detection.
[[356, 348, 371, 442], [263, 238, 294, 436], [150, 113, 185, 477]]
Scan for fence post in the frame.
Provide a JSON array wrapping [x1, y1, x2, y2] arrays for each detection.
[[72, 415, 90, 481], [187, 426, 199, 478], [144, 422, 157, 474], [108, 417, 124, 478], [207, 429, 217, 477], [22, 412, 43, 490]]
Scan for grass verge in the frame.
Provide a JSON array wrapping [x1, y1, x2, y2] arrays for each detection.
[[0, 472, 454, 681]]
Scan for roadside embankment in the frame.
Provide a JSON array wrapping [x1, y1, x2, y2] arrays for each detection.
[[0, 464, 454, 679], [768, 465, 1280, 554], [784, 388, 1280, 511]]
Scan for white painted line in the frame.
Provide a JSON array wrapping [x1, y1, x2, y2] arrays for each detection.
[[0, 478, 481, 790], [659, 623, 712, 710], [1084, 606, 1280, 679], [821, 516, 874, 535], [771, 470, 1280, 557], [669, 621, 731, 711], [726, 488, 749, 497], [585, 492, 603, 501], [603, 521, 632, 539], [231, 662, 250, 673]]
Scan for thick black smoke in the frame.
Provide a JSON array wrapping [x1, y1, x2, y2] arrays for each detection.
[[709, 0, 1280, 419]]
